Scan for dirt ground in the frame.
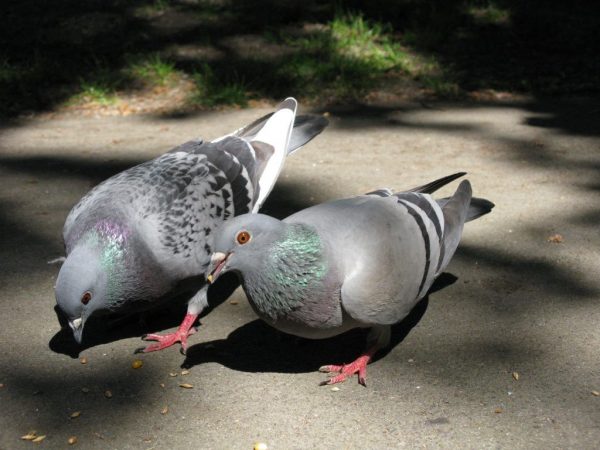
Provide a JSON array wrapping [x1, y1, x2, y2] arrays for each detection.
[[1, 97, 599, 449]]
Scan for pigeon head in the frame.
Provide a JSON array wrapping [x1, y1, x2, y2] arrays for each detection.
[[55, 244, 108, 344], [206, 213, 285, 284], [56, 221, 132, 344]]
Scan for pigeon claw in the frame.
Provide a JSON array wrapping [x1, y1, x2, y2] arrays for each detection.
[[136, 330, 188, 353], [318, 354, 371, 387], [135, 313, 200, 354]]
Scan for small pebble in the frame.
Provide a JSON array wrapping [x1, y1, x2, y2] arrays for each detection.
[[254, 443, 268, 450], [159, 383, 165, 388], [80, 357, 88, 365], [494, 407, 503, 414], [512, 371, 519, 381], [592, 390, 599, 397], [179, 383, 193, 389], [81, 387, 90, 393], [161, 406, 169, 415], [70, 411, 81, 419], [32, 435, 46, 443], [330, 387, 340, 392], [104, 390, 113, 398], [68, 436, 78, 445], [181, 370, 190, 375], [169, 372, 178, 377]]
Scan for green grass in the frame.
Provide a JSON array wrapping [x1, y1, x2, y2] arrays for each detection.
[[150, 0, 170, 12], [76, 80, 118, 105], [270, 11, 414, 99], [267, 11, 457, 99], [4, 0, 594, 118], [72, 64, 121, 106], [127, 54, 177, 86], [468, 4, 511, 25], [330, 12, 408, 71], [191, 64, 248, 107]]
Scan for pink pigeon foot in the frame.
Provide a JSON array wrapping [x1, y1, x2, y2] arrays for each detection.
[[319, 353, 373, 387], [136, 313, 198, 354]]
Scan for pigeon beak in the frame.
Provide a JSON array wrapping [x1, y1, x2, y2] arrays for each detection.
[[207, 252, 231, 284], [69, 317, 85, 344]]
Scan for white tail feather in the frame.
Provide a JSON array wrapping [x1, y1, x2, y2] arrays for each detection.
[[251, 98, 297, 212]]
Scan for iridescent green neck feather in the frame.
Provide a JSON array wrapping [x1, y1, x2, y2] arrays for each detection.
[[243, 223, 327, 320], [81, 220, 130, 303]]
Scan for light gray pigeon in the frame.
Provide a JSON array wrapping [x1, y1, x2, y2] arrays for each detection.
[[206, 173, 493, 385], [55, 98, 329, 352]]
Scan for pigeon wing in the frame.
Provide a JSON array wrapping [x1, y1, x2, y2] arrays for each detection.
[[64, 138, 258, 279]]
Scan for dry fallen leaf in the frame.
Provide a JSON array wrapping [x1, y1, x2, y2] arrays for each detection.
[[32, 435, 47, 443], [180, 370, 190, 376], [161, 406, 169, 415], [132, 359, 143, 369], [512, 372, 520, 381], [70, 411, 81, 419], [592, 390, 600, 397], [179, 383, 193, 389], [68, 436, 78, 445], [104, 390, 113, 398], [81, 387, 90, 394], [80, 357, 88, 365], [21, 432, 38, 441], [547, 234, 564, 243]]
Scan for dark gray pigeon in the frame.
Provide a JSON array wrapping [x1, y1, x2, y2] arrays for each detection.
[[55, 98, 329, 352], [207, 173, 493, 385]]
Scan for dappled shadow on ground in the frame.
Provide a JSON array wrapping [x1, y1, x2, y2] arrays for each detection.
[[320, 96, 600, 138], [1, 102, 599, 446]]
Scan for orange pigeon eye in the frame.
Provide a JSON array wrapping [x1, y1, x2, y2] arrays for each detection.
[[236, 230, 251, 245], [81, 291, 92, 305]]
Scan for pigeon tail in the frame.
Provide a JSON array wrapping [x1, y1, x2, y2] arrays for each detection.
[[408, 172, 467, 194], [465, 197, 494, 222], [248, 98, 297, 212], [285, 114, 329, 155], [437, 179, 473, 274]]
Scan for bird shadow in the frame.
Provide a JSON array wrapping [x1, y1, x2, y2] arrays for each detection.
[[182, 273, 457, 373], [48, 272, 240, 358]]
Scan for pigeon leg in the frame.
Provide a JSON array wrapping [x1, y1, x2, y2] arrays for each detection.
[[318, 351, 374, 387], [318, 326, 390, 386], [136, 313, 199, 354]]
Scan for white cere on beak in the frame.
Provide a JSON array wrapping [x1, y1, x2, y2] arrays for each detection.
[[71, 317, 83, 329], [211, 252, 227, 264]]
